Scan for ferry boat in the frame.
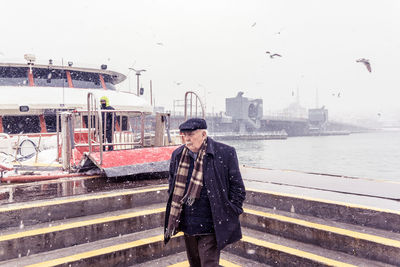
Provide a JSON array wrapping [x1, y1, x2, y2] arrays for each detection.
[[0, 54, 177, 181], [0, 54, 151, 131]]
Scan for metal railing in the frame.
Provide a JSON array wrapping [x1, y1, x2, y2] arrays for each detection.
[[184, 91, 205, 120], [56, 93, 172, 171]]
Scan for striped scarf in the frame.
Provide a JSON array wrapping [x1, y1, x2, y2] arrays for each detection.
[[165, 139, 207, 239]]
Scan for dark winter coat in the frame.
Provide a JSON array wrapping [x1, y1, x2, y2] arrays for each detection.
[[101, 104, 115, 134], [164, 137, 246, 251]]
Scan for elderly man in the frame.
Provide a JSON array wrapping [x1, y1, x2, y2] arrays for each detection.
[[164, 118, 246, 267]]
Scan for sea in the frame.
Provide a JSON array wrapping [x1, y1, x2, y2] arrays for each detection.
[[222, 130, 400, 182]]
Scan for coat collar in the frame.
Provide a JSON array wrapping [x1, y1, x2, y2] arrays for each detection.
[[205, 137, 215, 157]]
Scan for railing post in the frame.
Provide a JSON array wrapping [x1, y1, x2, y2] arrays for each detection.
[[140, 113, 145, 146], [154, 113, 166, 146], [61, 112, 72, 172]]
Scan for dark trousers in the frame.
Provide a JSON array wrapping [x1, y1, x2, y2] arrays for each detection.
[[103, 131, 113, 151], [184, 234, 220, 267]]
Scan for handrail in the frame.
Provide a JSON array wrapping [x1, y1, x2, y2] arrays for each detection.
[[87, 92, 103, 164]]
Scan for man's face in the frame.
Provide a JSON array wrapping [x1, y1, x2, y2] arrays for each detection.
[[181, 129, 206, 152], [100, 100, 106, 107]]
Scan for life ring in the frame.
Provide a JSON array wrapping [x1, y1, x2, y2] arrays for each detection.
[[17, 139, 38, 161]]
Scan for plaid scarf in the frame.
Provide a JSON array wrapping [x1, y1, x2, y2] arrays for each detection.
[[165, 139, 207, 239]]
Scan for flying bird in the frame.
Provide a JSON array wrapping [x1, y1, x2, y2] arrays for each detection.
[[251, 22, 257, 27], [156, 42, 164, 46], [174, 81, 182, 86], [356, 58, 371, 72], [265, 51, 282, 58]]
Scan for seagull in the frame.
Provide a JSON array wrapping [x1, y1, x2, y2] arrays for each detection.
[[156, 42, 164, 46], [251, 22, 256, 27], [265, 51, 282, 58], [174, 81, 182, 86], [275, 27, 284, 35], [356, 58, 371, 72]]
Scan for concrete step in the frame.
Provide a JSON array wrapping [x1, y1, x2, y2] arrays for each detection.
[[0, 174, 168, 205], [227, 228, 396, 267], [245, 188, 400, 232], [242, 204, 400, 265], [132, 251, 269, 267], [0, 203, 166, 261], [0, 185, 168, 229], [0, 227, 185, 267]]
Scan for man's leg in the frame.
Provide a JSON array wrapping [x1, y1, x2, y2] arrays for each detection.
[[106, 132, 113, 151], [183, 234, 201, 267], [197, 234, 220, 267]]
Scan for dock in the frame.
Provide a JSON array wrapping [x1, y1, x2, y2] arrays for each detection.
[[0, 167, 399, 266], [210, 130, 288, 141]]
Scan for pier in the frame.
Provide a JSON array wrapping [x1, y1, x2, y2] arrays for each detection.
[[168, 92, 370, 138], [0, 167, 399, 266]]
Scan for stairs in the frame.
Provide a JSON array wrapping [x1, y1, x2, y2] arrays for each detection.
[[0, 185, 399, 266]]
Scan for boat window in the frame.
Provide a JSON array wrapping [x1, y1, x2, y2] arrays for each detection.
[[116, 116, 128, 130], [33, 68, 67, 87], [103, 74, 116, 90], [44, 114, 61, 132], [2, 115, 41, 134], [69, 71, 102, 89], [0, 67, 29, 86]]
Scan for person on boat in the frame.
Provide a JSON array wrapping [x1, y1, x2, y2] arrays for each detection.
[[100, 96, 115, 151], [164, 118, 246, 266]]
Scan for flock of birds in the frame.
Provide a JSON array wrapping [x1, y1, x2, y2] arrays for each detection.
[[257, 23, 372, 73], [265, 50, 372, 73]]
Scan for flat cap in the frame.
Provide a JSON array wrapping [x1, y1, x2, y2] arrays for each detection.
[[179, 118, 207, 132]]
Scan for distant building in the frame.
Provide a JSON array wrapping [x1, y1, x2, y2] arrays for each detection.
[[225, 92, 263, 132], [308, 107, 328, 131]]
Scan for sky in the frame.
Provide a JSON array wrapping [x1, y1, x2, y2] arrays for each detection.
[[1, 0, 399, 123]]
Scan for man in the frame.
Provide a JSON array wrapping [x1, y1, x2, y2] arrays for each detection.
[[164, 118, 246, 266], [100, 96, 115, 151]]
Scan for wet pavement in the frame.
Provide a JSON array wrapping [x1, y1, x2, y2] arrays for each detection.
[[0, 172, 168, 205], [241, 166, 400, 212]]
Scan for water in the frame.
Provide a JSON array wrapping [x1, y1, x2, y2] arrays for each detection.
[[223, 131, 400, 182]]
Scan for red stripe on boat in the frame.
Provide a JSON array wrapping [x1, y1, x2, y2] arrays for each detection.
[[39, 114, 47, 133], [99, 74, 107, 90], [66, 71, 73, 88], [27, 69, 34, 86]]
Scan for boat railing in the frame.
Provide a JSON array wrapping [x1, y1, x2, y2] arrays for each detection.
[[55, 94, 173, 171]]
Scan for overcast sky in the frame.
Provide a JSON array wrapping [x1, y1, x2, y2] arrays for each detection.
[[1, 0, 399, 122]]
